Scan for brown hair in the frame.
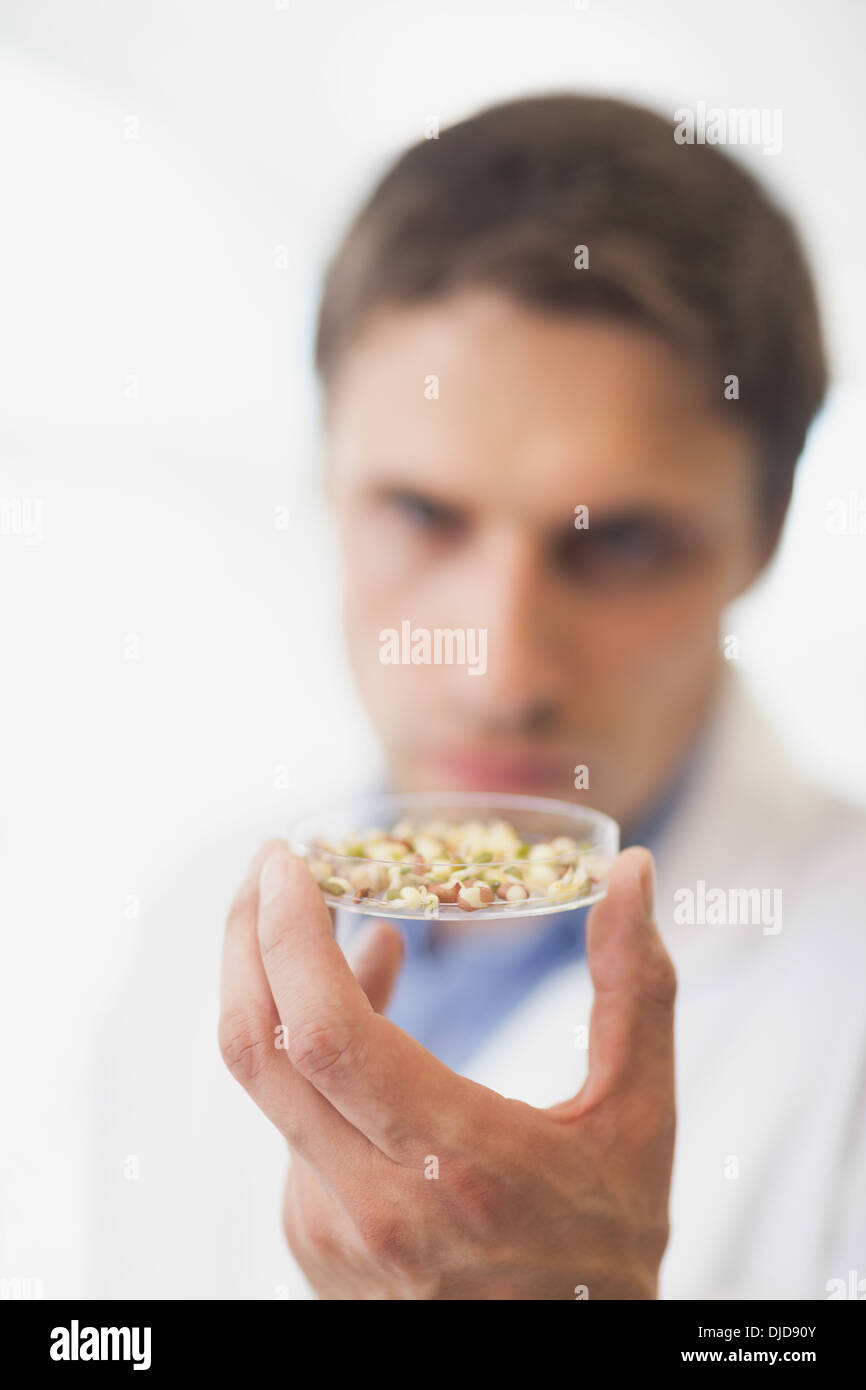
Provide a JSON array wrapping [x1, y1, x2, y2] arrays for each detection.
[[315, 93, 828, 532]]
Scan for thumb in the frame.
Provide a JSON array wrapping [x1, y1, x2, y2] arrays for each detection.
[[346, 918, 405, 1013], [575, 846, 676, 1112]]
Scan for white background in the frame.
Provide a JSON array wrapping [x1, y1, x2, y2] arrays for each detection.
[[1, 0, 864, 1296]]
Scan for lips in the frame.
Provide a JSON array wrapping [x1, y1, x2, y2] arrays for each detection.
[[419, 747, 567, 793]]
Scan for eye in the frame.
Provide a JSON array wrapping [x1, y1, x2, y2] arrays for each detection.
[[386, 489, 463, 535], [592, 518, 667, 563], [553, 514, 692, 586]]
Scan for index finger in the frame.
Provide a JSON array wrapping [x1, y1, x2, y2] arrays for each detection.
[[257, 849, 498, 1164], [219, 843, 380, 1201]]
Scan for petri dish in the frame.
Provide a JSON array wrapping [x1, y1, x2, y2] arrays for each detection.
[[290, 791, 619, 921]]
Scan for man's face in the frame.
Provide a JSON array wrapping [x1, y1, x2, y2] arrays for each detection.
[[325, 290, 765, 831]]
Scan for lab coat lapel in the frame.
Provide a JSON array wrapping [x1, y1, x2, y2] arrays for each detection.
[[458, 670, 812, 1105]]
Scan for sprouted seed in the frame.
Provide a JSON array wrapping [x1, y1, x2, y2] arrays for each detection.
[[301, 816, 609, 916]]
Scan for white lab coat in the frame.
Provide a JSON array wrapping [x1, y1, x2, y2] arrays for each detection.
[[87, 670, 866, 1299]]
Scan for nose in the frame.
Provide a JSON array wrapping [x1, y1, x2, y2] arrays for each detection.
[[448, 525, 562, 734]]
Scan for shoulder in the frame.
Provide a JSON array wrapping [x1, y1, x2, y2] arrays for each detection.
[[657, 669, 866, 969]]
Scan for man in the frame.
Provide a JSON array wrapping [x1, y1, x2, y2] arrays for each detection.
[[91, 94, 866, 1299]]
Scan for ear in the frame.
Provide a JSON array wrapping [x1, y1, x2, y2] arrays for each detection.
[[757, 493, 791, 568], [729, 454, 793, 602], [733, 494, 790, 599], [726, 540, 773, 606]]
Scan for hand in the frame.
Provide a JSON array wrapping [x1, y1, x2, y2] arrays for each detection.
[[219, 840, 677, 1300]]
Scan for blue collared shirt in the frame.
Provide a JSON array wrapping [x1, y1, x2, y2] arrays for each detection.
[[339, 756, 698, 1073]]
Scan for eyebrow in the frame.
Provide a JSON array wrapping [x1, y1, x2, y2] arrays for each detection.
[[373, 480, 699, 532], [370, 480, 470, 513]]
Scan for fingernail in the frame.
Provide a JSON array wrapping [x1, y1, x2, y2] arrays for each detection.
[[260, 852, 289, 907], [639, 856, 655, 916]]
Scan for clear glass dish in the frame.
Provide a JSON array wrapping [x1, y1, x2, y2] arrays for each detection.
[[290, 792, 619, 921]]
